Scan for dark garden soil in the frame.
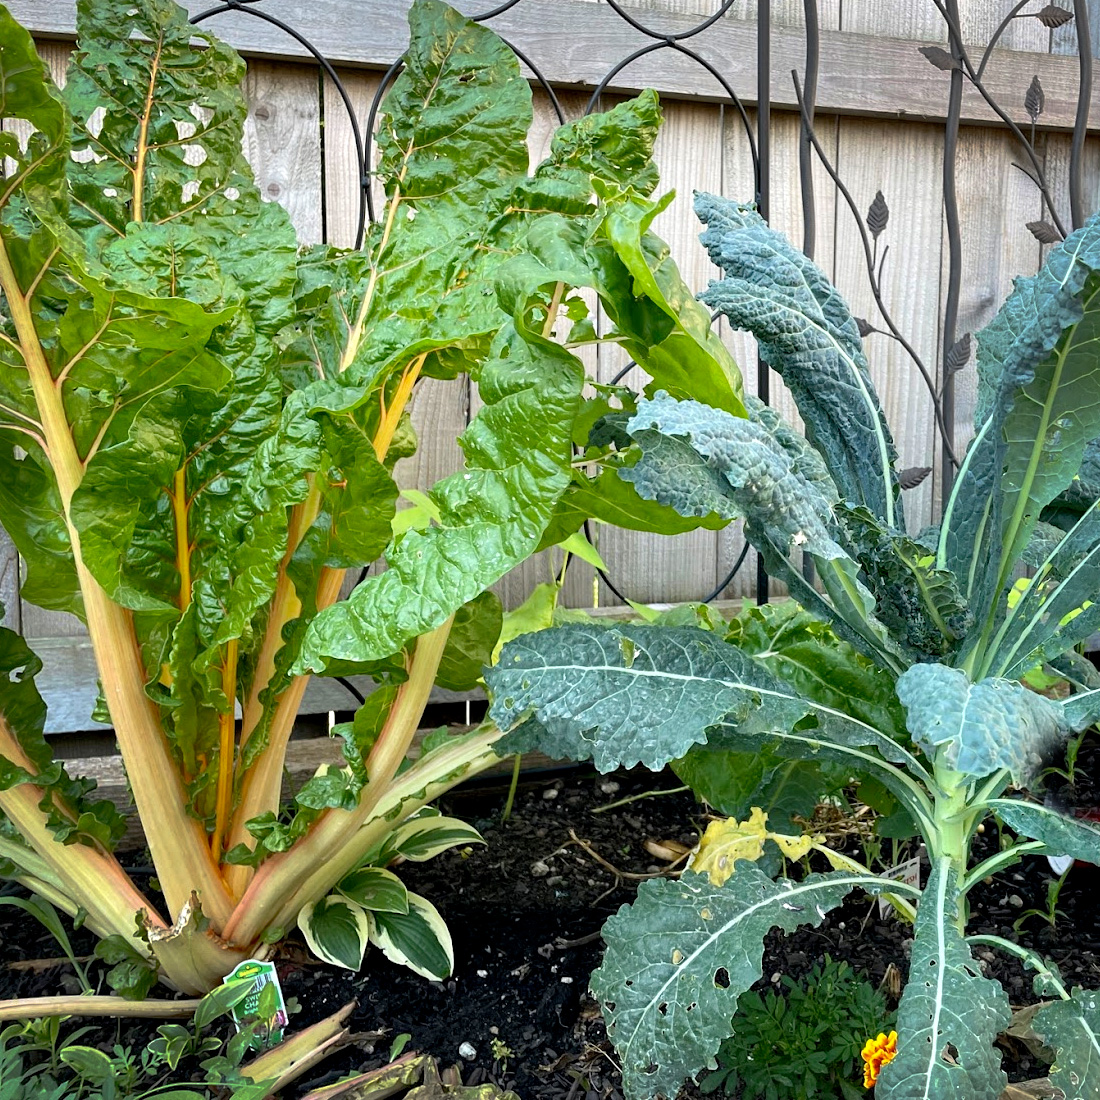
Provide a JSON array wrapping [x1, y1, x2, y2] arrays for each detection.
[[4, 741, 1100, 1098]]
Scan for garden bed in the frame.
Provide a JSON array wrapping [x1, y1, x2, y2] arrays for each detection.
[[3, 748, 1099, 1099]]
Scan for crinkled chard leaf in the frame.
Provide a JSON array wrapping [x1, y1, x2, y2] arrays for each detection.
[[694, 193, 901, 528], [876, 861, 1009, 1100], [896, 664, 1066, 785], [297, 327, 584, 670], [1033, 987, 1100, 1100], [593, 867, 877, 1100]]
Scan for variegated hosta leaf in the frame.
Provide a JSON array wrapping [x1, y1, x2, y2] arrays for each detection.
[[688, 810, 814, 886], [336, 866, 409, 915], [377, 814, 486, 864], [693, 193, 901, 528], [896, 664, 1066, 785], [1033, 988, 1100, 1100], [297, 895, 371, 972], [488, 622, 810, 772], [988, 799, 1100, 865], [368, 891, 454, 981], [876, 860, 1009, 1100], [592, 867, 874, 1100]]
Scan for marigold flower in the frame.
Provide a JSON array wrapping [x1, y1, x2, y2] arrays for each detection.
[[861, 1030, 898, 1089]]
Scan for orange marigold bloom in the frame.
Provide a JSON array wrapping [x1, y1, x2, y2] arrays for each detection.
[[861, 1030, 898, 1089]]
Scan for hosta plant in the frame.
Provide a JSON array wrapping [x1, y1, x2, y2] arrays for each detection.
[[0, 0, 742, 995], [486, 195, 1100, 1100]]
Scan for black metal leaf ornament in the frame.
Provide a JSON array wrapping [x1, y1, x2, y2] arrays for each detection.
[[899, 466, 932, 490], [944, 333, 971, 378], [1025, 75, 1045, 123], [919, 45, 960, 71], [1035, 4, 1074, 28], [1027, 220, 1063, 244], [866, 191, 889, 240]]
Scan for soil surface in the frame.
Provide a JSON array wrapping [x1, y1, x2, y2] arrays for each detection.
[[4, 743, 1100, 1098]]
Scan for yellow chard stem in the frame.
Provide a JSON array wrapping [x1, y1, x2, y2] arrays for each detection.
[[224, 348, 425, 894], [0, 236, 233, 935], [221, 617, 454, 947], [171, 466, 191, 611], [211, 637, 239, 863]]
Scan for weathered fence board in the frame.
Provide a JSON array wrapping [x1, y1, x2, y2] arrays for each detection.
[[19, 0, 1100, 130]]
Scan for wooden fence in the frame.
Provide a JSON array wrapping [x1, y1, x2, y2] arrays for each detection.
[[8, 0, 1100, 731]]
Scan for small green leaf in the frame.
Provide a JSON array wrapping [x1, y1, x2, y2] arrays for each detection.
[[59, 1045, 114, 1084], [194, 976, 255, 1030]]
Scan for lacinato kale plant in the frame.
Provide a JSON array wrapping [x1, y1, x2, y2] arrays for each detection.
[[487, 195, 1100, 1100]]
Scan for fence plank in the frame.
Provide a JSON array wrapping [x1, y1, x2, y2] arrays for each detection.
[[22, 1, 1099, 132], [243, 61, 323, 244]]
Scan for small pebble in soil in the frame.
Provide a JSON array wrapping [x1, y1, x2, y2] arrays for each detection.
[[477, 969, 488, 977], [561, 976, 574, 984], [1008, 894, 1024, 908], [459, 1042, 477, 1060], [530, 860, 550, 877], [600, 781, 620, 795], [542, 788, 559, 801]]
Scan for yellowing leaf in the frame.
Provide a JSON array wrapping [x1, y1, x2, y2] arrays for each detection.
[[689, 808, 813, 886]]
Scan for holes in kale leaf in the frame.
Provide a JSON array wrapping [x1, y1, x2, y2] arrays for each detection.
[[714, 967, 730, 989]]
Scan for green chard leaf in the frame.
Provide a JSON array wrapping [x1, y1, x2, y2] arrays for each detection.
[[593, 867, 890, 1100], [896, 663, 1067, 785], [1033, 988, 1100, 1100], [593, 188, 744, 415], [296, 326, 584, 670], [876, 861, 1009, 1100], [694, 193, 901, 528]]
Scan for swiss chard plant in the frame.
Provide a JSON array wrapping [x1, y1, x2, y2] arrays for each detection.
[[486, 194, 1100, 1100], [0, 0, 743, 996]]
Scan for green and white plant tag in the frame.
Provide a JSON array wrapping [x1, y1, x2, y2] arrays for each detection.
[[877, 854, 922, 918], [224, 958, 288, 1050]]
